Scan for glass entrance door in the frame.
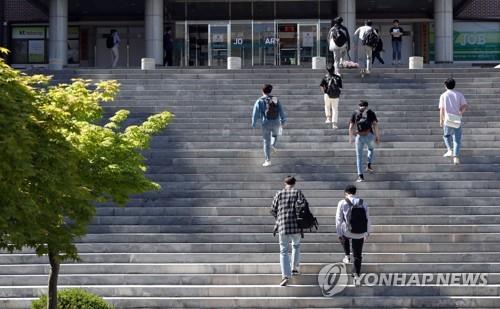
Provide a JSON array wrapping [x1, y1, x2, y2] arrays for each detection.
[[253, 22, 277, 66], [209, 24, 229, 67], [188, 24, 208, 66], [298, 24, 318, 66], [277, 23, 297, 65]]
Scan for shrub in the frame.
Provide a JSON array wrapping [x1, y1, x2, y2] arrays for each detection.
[[31, 288, 113, 309]]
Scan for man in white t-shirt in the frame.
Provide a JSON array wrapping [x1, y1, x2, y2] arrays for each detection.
[[354, 20, 378, 75], [439, 78, 468, 165]]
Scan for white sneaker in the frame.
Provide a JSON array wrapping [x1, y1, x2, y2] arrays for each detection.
[[332, 123, 338, 130], [443, 150, 453, 157], [453, 157, 460, 165], [353, 274, 361, 286], [262, 160, 271, 167], [342, 255, 351, 264], [325, 118, 331, 124]]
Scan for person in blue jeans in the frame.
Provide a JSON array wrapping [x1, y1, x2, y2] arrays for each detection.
[[389, 19, 404, 65], [271, 176, 309, 286], [349, 101, 381, 182], [252, 84, 287, 167], [439, 78, 468, 165]]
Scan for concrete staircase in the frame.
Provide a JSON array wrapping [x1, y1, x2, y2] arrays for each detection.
[[1, 67, 500, 308]]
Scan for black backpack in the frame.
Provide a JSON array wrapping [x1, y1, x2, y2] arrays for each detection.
[[106, 36, 115, 49], [295, 192, 319, 234], [362, 28, 379, 48], [330, 26, 348, 47], [345, 198, 368, 234], [264, 96, 279, 120], [356, 111, 372, 133], [326, 75, 341, 98]]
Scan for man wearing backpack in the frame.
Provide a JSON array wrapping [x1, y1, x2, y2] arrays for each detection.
[[320, 65, 343, 129], [271, 176, 311, 286], [354, 20, 378, 75], [252, 84, 287, 167], [328, 17, 350, 76], [349, 100, 381, 182], [336, 184, 371, 286]]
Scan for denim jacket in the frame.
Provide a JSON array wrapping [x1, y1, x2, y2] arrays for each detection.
[[252, 95, 287, 128]]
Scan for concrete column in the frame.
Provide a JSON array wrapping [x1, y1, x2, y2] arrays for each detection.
[[48, 0, 68, 70], [145, 0, 164, 65], [337, 0, 356, 43], [434, 0, 453, 63]]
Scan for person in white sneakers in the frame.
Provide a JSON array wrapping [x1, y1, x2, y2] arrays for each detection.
[[320, 65, 342, 129], [336, 184, 371, 286], [354, 20, 378, 75], [439, 78, 468, 165], [328, 16, 350, 76], [252, 84, 287, 167]]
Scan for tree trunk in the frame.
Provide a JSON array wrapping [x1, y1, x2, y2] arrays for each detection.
[[47, 249, 60, 309]]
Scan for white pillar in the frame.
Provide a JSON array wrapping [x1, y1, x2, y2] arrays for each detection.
[[145, 0, 164, 66], [434, 0, 453, 63], [337, 0, 356, 43], [48, 0, 68, 70]]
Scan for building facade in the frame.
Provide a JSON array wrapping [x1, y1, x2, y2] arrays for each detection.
[[1, 0, 499, 68]]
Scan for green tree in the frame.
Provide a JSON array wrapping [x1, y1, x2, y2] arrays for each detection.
[[0, 50, 173, 309]]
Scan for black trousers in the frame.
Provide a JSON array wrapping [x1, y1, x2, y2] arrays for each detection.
[[164, 49, 173, 66], [339, 236, 364, 276], [372, 51, 384, 64]]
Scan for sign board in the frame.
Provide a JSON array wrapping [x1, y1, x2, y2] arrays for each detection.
[[12, 27, 45, 39], [302, 32, 315, 47], [429, 22, 500, 61]]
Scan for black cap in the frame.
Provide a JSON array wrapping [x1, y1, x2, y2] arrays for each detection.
[[359, 100, 369, 107]]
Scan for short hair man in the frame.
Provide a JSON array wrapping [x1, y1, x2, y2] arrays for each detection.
[[439, 78, 468, 165], [271, 176, 309, 286], [320, 65, 343, 129], [349, 100, 381, 182], [252, 84, 287, 167], [354, 20, 378, 74], [328, 16, 351, 76], [336, 184, 371, 285], [389, 19, 404, 65]]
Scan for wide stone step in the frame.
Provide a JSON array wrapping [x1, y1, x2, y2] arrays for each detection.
[[120, 196, 500, 207], [1, 285, 500, 298], [87, 215, 500, 226], [2, 262, 499, 275], [4, 273, 498, 286], [133, 180, 500, 191], [3, 295, 500, 309], [77, 233, 500, 244], [86, 224, 500, 234], [149, 141, 500, 149], [149, 135, 498, 144], [2, 252, 500, 264], [9, 242, 500, 254], [94, 205, 500, 217]]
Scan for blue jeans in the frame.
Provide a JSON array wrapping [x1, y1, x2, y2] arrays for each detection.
[[279, 233, 301, 279], [443, 125, 463, 157], [392, 40, 402, 61], [355, 133, 375, 176], [262, 122, 279, 161]]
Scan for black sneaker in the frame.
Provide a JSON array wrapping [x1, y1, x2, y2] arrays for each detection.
[[356, 175, 365, 182], [280, 277, 289, 286], [292, 269, 300, 276], [366, 164, 374, 173]]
